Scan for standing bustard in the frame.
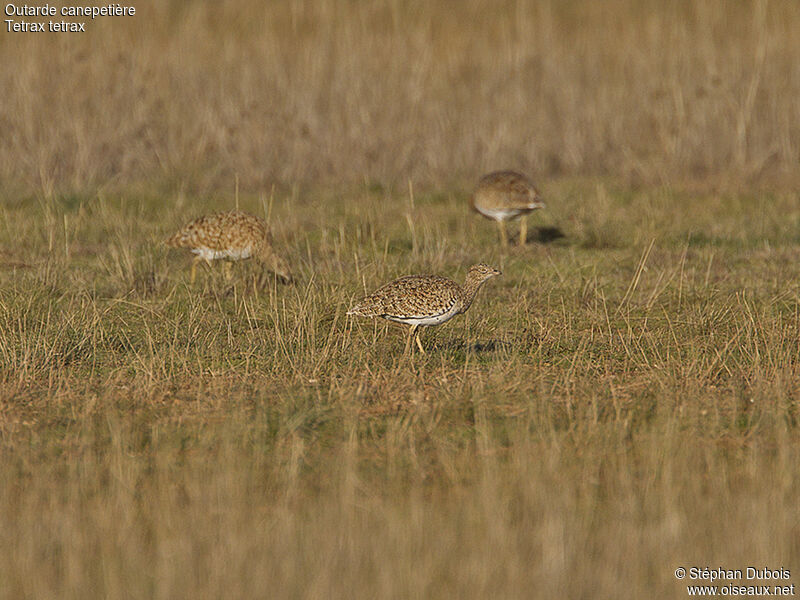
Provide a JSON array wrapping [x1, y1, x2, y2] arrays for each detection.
[[347, 264, 501, 354], [166, 210, 292, 283], [471, 170, 545, 247]]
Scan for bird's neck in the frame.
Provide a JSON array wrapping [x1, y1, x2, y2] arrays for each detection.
[[459, 275, 487, 313]]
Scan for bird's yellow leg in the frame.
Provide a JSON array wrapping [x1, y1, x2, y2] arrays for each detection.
[[190, 256, 202, 284], [498, 220, 508, 248], [405, 325, 418, 355], [415, 327, 426, 354], [223, 261, 233, 281], [519, 217, 527, 247]]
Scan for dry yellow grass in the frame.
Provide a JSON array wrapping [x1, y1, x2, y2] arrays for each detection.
[[1, 181, 800, 598], [2, 1, 800, 598], [1, 0, 799, 196]]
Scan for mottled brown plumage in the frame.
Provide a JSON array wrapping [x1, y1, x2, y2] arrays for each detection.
[[166, 210, 291, 283], [471, 170, 545, 247], [348, 264, 501, 354]]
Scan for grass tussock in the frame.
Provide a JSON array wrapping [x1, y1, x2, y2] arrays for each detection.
[[1, 181, 800, 597], [1, 0, 799, 196]]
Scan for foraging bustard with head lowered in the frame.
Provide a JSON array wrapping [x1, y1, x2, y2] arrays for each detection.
[[166, 210, 292, 283], [471, 170, 545, 247], [347, 263, 501, 354]]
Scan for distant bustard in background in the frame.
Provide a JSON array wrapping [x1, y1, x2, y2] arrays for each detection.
[[166, 210, 292, 283], [471, 170, 545, 247], [348, 264, 501, 354]]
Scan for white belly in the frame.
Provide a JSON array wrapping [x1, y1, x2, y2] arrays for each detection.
[[386, 301, 461, 327], [192, 247, 254, 261], [474, 206, 524, 221]]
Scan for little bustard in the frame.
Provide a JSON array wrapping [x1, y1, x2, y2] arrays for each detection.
[[471, 170, 545, 247], [347, 263, 501, 354], [166, 210, 291, 283]]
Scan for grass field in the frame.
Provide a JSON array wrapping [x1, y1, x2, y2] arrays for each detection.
[[2, 181, 800, 598], [2, 0, 800, 598], [3, 0, 799, 192]]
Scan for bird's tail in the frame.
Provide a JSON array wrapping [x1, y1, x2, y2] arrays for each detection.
[[164, 231, 186, 248], [527, 198, 546, 210], [347, 303, 371, 317]]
